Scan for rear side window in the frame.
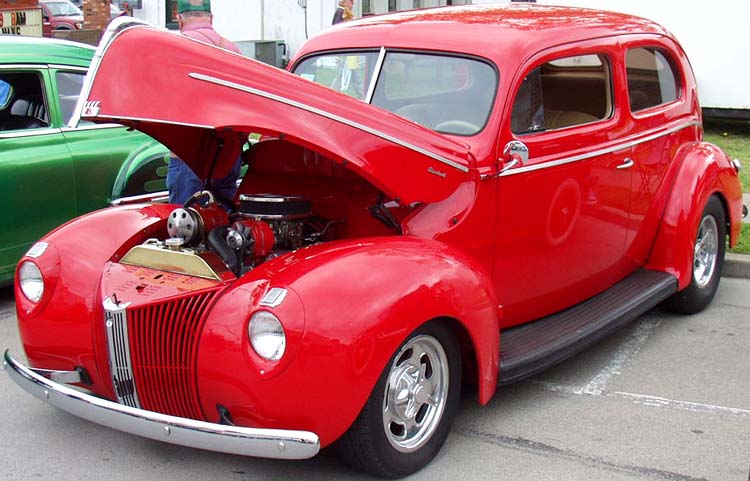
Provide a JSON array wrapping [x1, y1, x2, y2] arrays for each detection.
[[511, 54, 612, 134], [626, 48, 680, 112], [56, 71, 86, 125]]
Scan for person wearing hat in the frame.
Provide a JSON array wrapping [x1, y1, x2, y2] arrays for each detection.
[[166, 0, 242, 207]]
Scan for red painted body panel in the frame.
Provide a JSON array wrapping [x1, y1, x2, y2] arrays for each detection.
[[10, 4, 744, 461], [15, 204, 175, 398], [195, 237, 498, 445]]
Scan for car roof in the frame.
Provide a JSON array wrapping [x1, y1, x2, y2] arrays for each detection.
[[298, 4, 674, 63], [0, 36, 94, 67]]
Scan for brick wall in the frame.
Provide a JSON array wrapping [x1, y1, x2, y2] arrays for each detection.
[[0, 0, 40, 7], [81, 0, 109, 32]]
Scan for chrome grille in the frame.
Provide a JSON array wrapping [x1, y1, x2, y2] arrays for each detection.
[[103, 288, 220, 420], [104, 297, 140, 408]]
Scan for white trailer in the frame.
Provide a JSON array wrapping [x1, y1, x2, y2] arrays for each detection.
[[534, 0, 750, 119]]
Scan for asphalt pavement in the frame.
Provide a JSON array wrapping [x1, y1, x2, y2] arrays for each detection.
[[1, 269, 749, 480]]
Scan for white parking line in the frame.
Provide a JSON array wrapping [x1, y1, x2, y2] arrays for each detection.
[[531, 316, 750, 418]]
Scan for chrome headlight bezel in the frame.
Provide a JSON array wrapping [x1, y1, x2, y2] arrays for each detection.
[[19, 261, 44, 303], [248, 310, 286, 361]]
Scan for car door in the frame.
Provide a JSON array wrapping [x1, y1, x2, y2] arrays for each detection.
[[620, 42, 699, 267], [0, 67, 75, 281], [493, 49, 634, 327]]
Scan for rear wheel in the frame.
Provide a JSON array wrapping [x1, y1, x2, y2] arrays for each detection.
[[664, 196, 726, 314], [336, 321, 461, 477]]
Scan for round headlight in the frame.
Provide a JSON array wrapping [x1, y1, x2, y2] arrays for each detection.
[[19, 261, 44, 303], [248, 311, 286, 361]]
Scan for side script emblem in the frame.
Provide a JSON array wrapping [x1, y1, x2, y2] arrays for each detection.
[[427, 166, 447, 178]]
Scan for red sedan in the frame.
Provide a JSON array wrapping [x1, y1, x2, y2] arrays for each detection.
[[5, 5, 743, 477]]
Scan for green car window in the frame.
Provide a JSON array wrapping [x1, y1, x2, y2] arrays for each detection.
[[56, 71, 86, 125]]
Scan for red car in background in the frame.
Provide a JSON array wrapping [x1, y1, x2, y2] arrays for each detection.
[[4, 6, 744, 478], [40, 0, 82, 36]]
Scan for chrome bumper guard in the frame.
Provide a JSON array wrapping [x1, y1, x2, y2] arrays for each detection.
[[3, 350, 320, 459]]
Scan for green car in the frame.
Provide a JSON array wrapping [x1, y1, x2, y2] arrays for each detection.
[[0, 36, 169, 285]]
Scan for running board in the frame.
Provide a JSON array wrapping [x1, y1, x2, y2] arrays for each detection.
[[498, 269, 677, 385]]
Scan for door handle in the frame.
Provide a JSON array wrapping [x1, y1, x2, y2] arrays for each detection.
[[616, 158, 634, 170]]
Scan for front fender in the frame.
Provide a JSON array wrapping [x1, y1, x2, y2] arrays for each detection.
[[645, 142, 742, 288], [14, 204, 174, 392], [197, 236, 499, 446]]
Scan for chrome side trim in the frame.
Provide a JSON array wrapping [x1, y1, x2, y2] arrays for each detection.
[[500, 121, 700, 177], [3, 350, 320, 459], [190, 72, 470, 173], [110, 190, 169, 206], [364, 46, 386, 104], [0, 128, 61, 139], [103, 297, 140, 408]]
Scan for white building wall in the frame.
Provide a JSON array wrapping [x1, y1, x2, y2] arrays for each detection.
[[129, 0, 746, 112]]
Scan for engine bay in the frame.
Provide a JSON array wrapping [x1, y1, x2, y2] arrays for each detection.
[[119, 140, 416, 280]]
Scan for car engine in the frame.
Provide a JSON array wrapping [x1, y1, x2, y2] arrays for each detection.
[[124, 191, 336, 279]]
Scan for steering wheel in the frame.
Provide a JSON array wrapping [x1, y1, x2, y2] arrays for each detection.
[[434, 120, 480, 135]]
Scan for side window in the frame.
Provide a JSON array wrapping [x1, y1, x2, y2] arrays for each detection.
[[511, 54, 612, 134], [0, 71, 49, 132], [626, 48, 680, 112], [56, 71, 87, 125]]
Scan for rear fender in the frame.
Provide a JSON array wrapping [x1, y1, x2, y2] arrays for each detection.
[[110, 141, 170, 203], [197, 236, 500, 446], [645, 142, 742, 288]]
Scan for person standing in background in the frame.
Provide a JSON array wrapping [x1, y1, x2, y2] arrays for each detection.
[[332, 0, 354, 25], [167, 0, 242, 206]]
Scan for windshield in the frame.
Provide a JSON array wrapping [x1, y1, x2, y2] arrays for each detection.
[[293, 50, 497, 136], [44, 1, 82, 16]]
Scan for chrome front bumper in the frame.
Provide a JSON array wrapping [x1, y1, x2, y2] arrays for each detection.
[[3, 350, 320, 459]]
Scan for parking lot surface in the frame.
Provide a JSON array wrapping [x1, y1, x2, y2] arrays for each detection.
[[1, 278, 749, 481]]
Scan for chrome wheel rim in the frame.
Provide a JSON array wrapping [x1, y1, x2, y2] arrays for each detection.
[[693, 215, 718, 288], [382, 335, 449, 453]]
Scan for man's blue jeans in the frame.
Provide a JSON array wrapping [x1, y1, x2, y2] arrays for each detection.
[[166, 155, 241, 206]]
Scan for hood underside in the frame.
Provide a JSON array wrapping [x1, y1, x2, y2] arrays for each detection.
[[78, 24, 474, 205]]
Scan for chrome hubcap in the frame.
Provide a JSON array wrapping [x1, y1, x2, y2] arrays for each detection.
[[693, 215, 718, 288], [383, 335, 448, 453]]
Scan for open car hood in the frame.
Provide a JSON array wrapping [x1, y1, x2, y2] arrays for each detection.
[[76, 23, 474, 205]]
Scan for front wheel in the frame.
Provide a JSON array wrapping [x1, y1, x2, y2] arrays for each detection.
[[663, 196, 726, 314], [336, 321, 461, 477]]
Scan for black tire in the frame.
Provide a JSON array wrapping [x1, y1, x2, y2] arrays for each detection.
[[335, 321, 461, 478], [663, 196, 726, 314]]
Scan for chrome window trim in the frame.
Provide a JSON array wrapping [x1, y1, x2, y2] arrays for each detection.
[[190, 72, 470, 173], [364, 46, 386, 104], [49, 65, 88, 73], [4, 350, 320, 460], [500, 120, 700, 177], [0, 64, 49, 70], [60, 123, 127, 132], [0, 128, 61, 139]]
